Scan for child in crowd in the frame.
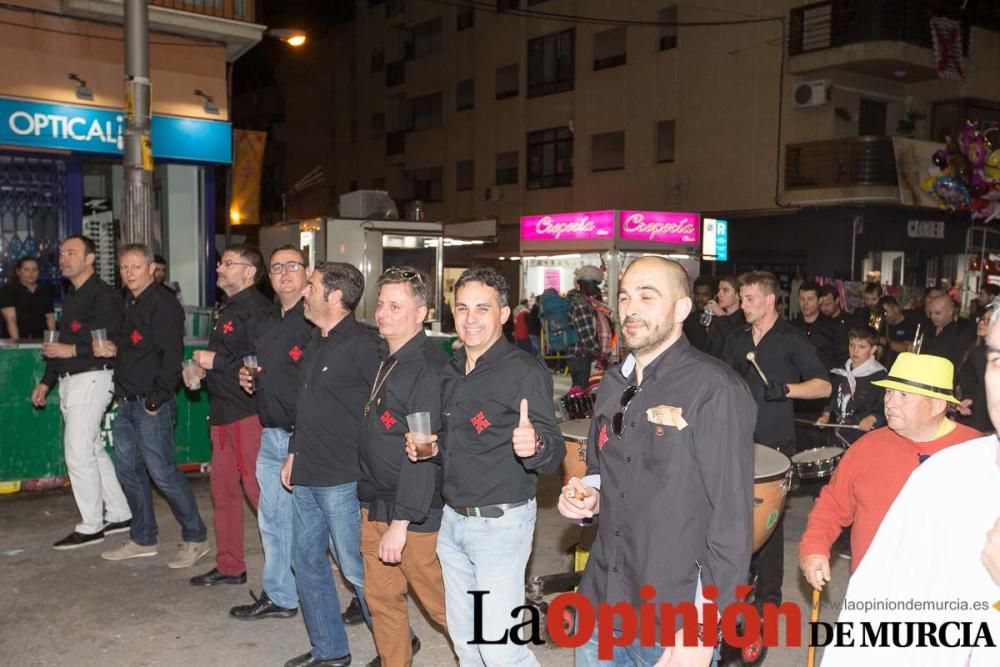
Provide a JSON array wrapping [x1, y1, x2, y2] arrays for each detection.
[[817, 326, 888, 445]]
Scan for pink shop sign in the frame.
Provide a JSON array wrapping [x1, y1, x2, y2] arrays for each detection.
[[520, 210, 615, 241], [619, 210, 700, 245]]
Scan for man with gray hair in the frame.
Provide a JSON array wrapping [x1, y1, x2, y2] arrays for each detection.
[[97, 243, 208, 568], [921, 293, 976, 375]]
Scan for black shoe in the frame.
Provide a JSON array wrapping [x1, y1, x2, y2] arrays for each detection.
[[284, 652, 351, 667], [189, 567, 247, 586], [103, 519, 132, 535], [53, 530, 105, 550], [365, 637, 420, 667], [229, 590, 297, 620], [341, 596, 364, 625]]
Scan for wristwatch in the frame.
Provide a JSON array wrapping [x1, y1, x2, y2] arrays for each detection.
[[534, 433, 545, 455]]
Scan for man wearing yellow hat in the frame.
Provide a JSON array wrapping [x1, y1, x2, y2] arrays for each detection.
[[798, 352, 980, 590]]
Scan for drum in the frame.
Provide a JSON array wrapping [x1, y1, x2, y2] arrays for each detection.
[[559, 419, 591, 484], [753, 444, 792, 552], [791, 446, 844, 480]]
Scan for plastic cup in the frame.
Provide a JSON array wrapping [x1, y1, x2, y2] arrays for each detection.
[[406, 412, 434, 459], [242, 355, 260, 391], [90, 328, 108, 356], [43, 330, 59, 344], [182, 359, 202, 390]]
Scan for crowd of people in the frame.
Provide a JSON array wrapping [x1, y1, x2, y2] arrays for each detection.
[[14, 234, 1000, 667]]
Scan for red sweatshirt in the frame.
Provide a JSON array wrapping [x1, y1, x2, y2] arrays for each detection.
[[798, 420, 980, 570]]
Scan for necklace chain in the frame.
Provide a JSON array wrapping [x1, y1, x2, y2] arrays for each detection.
[[365, 359, 399, 416]]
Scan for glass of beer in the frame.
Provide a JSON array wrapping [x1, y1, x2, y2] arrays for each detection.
[[182, 359, 202, 390], [91, 328, 109, 356], [406, 411, 435, 459], [242, 355, 260, 392]]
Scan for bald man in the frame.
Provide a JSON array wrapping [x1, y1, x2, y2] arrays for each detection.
[[921, 295, 975, 375], [560, 256, 756, 667]]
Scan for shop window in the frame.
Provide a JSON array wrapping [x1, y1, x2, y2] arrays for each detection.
[[527, 29, 575, 98], [456, 160, 474, 191], [593, 27, 626, 70], [496, 151, 518, 185], [592, 131, 625, 171], [0, 155, 66, 287], [527, 126, 573, 189], [656, 120, 675, 163], [659, 6, 678, 51], [457, 79, 474, 111], [496, 64, 519, 99]]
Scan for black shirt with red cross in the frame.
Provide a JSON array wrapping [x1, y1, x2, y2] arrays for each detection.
[[114, 282, 185, 406], [251, 298, 314, 431], [439, 337, 564, 508], [205, 285, 273, 425]]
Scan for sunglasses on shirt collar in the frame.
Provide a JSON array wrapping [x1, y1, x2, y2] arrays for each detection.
[[612, 384, 641, 438]]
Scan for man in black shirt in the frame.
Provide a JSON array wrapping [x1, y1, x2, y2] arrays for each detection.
[[791, 280, 848, 371], [188, 245, 272, 587], [359, 267, 448, 666], [879, 296, 917, 368], [851, 282, 883, 330], [280, 262, 381, 667], [559, 257, 756, 665], [922, 294, 976, 377], [31, 235, 131, 550], [818, 284, 854, 329], [413, 267, 563, 667], [97, 244, 208, 568], [682, 275, 715, 351], [0, 256, 55, 339], [723, 271, 831, 610], [229, 245, 313, 620], [703, 273, 745, 359]]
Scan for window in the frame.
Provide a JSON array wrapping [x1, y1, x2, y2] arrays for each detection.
[[527, 126, 573, 189], [497, 0, 519, 9], [411, 167, 443, 201], [387, 131, 405, 155], [371, 50, 385, 73], [386, 61, 405, 87], [456, 160, 474, 191], [409, 18, 442, 59], [859, 99, 887, 136], [408, 93, 442, 130], [371, 112, 385, 138], [457, 1, 474, 30], [496, 64, 519, 99], [496, 151, 518, 185], [593, 27, 626, 70], [656, 120, 675, 163], [457, 79, 474, 111], [527, 29, 575, 98], [659, 6, 678, 51], [591, 131, 625, 171]]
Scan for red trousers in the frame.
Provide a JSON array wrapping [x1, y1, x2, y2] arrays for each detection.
[[210, 415, 262, 575]]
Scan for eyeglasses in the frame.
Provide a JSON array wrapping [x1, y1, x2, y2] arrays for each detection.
[[612, 384, 640, 438], [269, 261, 306, 274], [217, 259, 253, 269], [383, 267, 425, 284]]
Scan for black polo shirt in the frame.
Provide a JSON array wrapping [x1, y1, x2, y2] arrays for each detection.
[[114, 283, 185, 407], [205, 285, 273, 425], [703, 309, 746, 359], [885, 314, 918, 368], [722, 318, 828, 446], [41, 274, 123, 387], [0, 280, 55, 339], [580, 337, 756, 631], [791, 313, 848, 371], [921, 317, 977, 375], [253, 298, 314, 431], [358, 333, 448, 532], [288, 315, 381, 487], [440, 337, 564, 508]]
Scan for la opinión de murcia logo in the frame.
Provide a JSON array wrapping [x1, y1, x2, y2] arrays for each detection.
[[8, 111, 125, 149], [621, 212, 697, 242], [465, 588, 998, 659], [534, 215, 599, 240]]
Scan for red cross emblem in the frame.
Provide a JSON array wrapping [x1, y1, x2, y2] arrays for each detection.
[[380, 410, 397, 430], [288, 345, 303, 361], [470, 411, 491, 434], [130, 329, 143, 345], [597, 423, 609, 450], [70, 320, 82, 333], [222, 320, 234, 335]]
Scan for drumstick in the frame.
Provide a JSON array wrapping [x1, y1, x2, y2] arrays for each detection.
[[793, 418, 863, 430], [745, 351, 769, 385], [807, 588, 820, 667]]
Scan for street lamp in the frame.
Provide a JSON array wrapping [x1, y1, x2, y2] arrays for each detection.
[[265, 29, 307, 47]]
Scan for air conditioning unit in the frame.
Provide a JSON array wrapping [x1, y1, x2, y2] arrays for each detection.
[[339, 190, 399, 219], [794, 80, 830, 108], [484, 186, 503, 202]]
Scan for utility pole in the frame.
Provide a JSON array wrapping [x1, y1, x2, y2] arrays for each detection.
[[122, 0, 153, 247]]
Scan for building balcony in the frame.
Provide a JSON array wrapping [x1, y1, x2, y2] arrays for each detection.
[[783, 136, 900, 204], [787, 0, 968, 83], [62, 0, 265, 60]]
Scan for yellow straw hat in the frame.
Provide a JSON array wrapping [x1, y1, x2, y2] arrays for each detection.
[[871, 352, 960, 404]]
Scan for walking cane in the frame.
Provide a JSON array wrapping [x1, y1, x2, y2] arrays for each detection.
[[806, 588, 821, 667]]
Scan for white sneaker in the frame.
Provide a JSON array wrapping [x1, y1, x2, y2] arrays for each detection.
[[101, 538, 158, 561], [167, 541, 209, 569]]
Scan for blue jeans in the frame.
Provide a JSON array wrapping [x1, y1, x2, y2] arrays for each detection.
[[112, 398, 206, 546], [292, 482, 372, 660], [437, 500, 538, 667], [256, 427, 297, 609], [576, 633, 721, 667]]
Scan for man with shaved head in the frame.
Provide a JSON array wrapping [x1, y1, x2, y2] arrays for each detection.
[[921, 294, 975, 375], [560, 256, 756, 666]]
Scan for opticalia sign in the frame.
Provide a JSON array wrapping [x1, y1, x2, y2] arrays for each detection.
[[0, 97, 231, 164], [619, 210, 700, 245], [520, 210, 615, 241]]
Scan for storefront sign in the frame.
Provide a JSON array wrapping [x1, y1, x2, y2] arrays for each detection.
[[907, 219, 945, 239], [702, 218, 728, 261], [619, 210, 700, 245], [0, 97, 231, 163], [520, 210, 614, 241]]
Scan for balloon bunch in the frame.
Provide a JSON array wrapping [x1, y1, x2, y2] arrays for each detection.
[[922, 121, 1000, 221]]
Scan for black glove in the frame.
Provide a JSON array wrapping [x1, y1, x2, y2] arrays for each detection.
[[763, 380, 787, 402]]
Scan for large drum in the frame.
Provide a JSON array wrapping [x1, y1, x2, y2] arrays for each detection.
[[791, 446, 844, 480], [753, 444, 792, 552], [559, 419, 591, 484]]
